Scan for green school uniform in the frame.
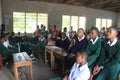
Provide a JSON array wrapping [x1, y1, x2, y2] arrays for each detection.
[[0, 44, 14, 58], [33, 38, 47, 57], [95, 40, 120, 80], [86, 38, 102, 67]]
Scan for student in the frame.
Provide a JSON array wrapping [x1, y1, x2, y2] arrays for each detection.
[[35, 25, 40, 37], [52, 25, 59, 36], [92, 27, 120, 80], [86, 27, 102, 68], [63, 27, 69, 39], [30, 33, 47, 60], [66, 28, 88, 70], [56, 32, 70, 52], [63, 50, 90, 80]]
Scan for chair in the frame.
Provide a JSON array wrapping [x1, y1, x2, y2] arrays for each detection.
[[0, 54, 3, 69]]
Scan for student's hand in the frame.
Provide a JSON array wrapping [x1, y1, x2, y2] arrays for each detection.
[[68, 53, 75, 59], [63, 75, 68, 80], [93, 65, 101, 76]]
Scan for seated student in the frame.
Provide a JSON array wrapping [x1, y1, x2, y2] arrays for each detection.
[[14, 32, 23, 43], [30, 33, 47, 60], [56, 32, 70, 52], [63, 50, 90, 80], [92, 27, 120, 80], [86, 27, 102, 68], [66, 28, 88, 70], [30, 32, 38, 45], [3, 33, 18, 53], [9, 32, 16, 45]]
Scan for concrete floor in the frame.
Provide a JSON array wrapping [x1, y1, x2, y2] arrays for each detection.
[[0, 59, 60, 80]]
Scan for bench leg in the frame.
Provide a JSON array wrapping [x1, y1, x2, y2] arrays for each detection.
[[30, 63, 33, 80], [14, 65, 19, 80]]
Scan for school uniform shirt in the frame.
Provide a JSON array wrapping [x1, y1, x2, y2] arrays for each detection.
[[69, 35, 88, 54], [68, 63, 90, 80], [95, 38, 120, 80], [3, 40, 10, 48], [86, 36, 102, 67]]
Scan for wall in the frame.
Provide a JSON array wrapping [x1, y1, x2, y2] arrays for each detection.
[[1, 0, 117, 32], [117, 12, 120, 27], [0, 0, 2, 25]]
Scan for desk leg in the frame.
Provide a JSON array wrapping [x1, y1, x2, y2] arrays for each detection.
[[51, 52, 55, 69], [45, 48, 47, 64], [14, 65, 18, 80], [30, 62, 33, 80]]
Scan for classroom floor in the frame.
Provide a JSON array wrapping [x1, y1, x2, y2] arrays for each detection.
[[0, 58, 60, 80]]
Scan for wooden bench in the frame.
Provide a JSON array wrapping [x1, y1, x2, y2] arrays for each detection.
[[53, 48, 67, 74], [13, 52, 33, 80], [44, 46, 59, 69]]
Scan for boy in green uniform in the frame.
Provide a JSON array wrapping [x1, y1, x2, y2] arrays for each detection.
[[93, 27, 120, 80], [30, 33, 47, 60], [86, 27, 102, 68]]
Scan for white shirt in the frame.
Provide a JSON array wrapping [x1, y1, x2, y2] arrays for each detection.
[[90, 36, 99, 45], [107, 38, 118, 47], [78, 35, 85, 42], [3, 40, 10, 48], [68, 63, 90, 80]]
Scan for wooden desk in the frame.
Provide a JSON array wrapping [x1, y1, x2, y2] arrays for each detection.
[[13, 52, 33, 80], [44, 46, 59, 69], [53, 49, 67, 74]]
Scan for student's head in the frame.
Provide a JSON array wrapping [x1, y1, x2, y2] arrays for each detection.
[[86, 31, 90, 40], [40, 34, 45, 38], [77, 28, 85, 38], [5, 33, 10, 40], [11, 32, 15, 36], [63, 27, 67, 32], [76, 50, 88, 64], [41, 24, 44, 29], [37, 25, 39, 29], [0, 36, 5, 44], [61, 32, 66, 39], [107, 26, 118, 39], [18, 32, 21, 36], [53, 25, 56, 29], [89, 27, 99, 39], [70, 26, 73, 30], [70, 31, 75, 39]]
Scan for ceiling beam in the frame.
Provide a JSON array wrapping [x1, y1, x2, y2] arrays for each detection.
[[65, 0, 75, 4], [86, 0, 113, 6]]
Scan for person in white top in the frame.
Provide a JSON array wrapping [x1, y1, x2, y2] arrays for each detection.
[[63, 50, 90, 80]]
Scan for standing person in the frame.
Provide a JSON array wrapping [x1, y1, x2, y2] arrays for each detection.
[[86, 27, 102, 69], [52, 25, 59, 36], [66, 28, 88, 70], [63, 27, 69, 39], [93, 27, 120, 80], [35, 25, 40, 37], [1, 24, 5, 36]]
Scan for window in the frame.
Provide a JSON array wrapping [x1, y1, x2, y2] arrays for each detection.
[[62, 15, 86, 31], [13, 12, 25, 33], [13, 12, 48, 33], [62, 15, 70, 31], [38, 13, 48, 29], [79, 17, 86, 30], [26, 13, 37, 33], [96, 18, 112, 30], [71, 16, 78, 31]]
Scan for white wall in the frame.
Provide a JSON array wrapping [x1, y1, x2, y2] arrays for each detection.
[[2, 0, 117, 32], [0, 0, 2, 25]]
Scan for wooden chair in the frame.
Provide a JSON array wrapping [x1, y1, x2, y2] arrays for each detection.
[[0, 54, 3, 69]]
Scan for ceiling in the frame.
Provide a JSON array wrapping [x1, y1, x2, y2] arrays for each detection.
[[27, 0, 120, 12]]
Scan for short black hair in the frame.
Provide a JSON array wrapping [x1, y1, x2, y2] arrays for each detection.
[[77, 50, 88, 60], [78, 28, 84, 33], [109, 26, 118, 33], [90, 27, 99, 34]]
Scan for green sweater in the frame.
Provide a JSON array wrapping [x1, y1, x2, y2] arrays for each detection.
[[86, 38, 102, 66]]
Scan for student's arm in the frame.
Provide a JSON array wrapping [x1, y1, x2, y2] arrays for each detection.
[[88, 40, 102, 66], [103, 43, 120, 68], [85, 41, 91, 55]]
